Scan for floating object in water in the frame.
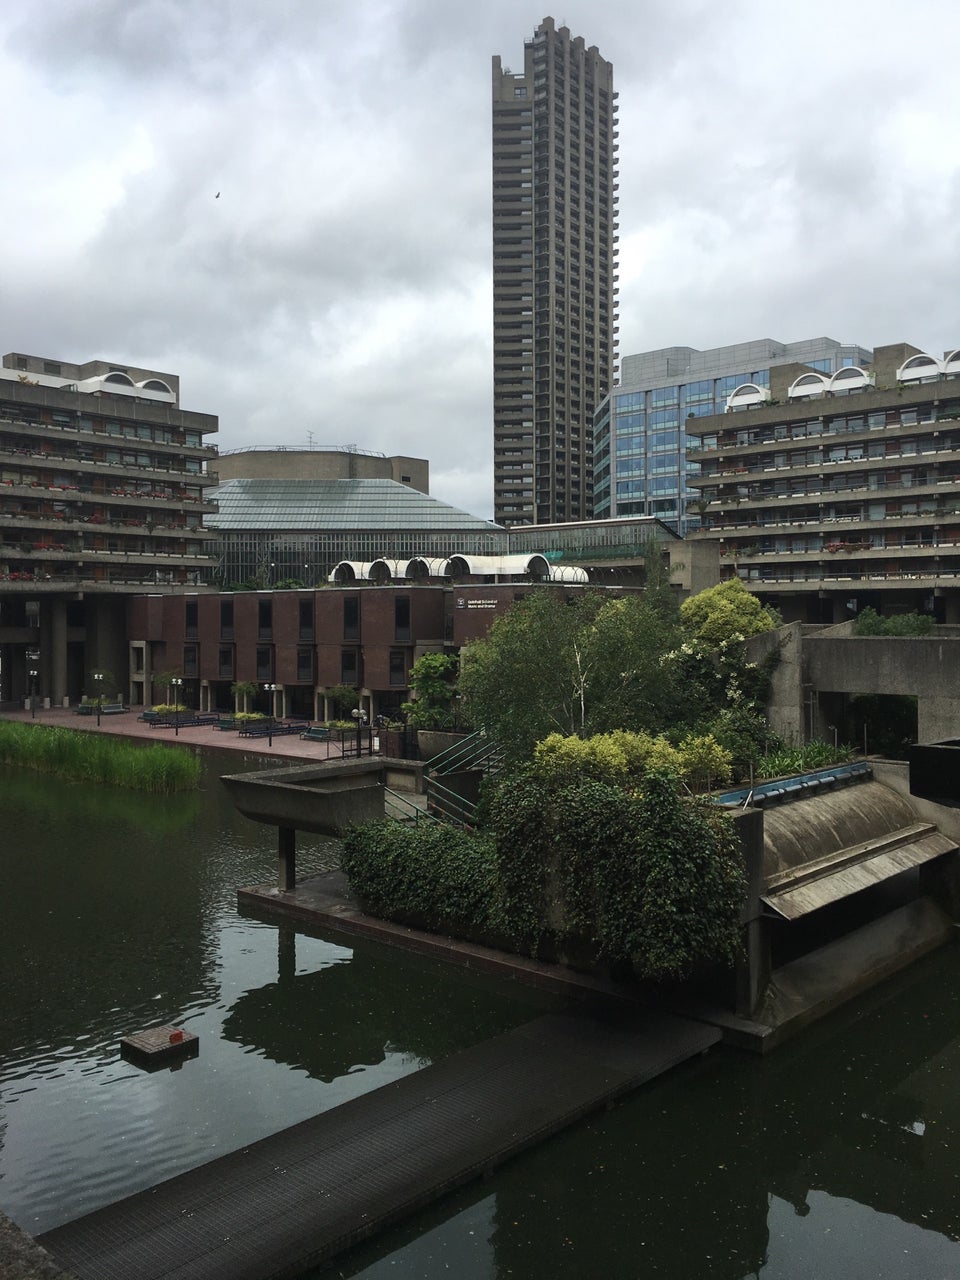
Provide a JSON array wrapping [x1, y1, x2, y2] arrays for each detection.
[[120, 1025, 198, 1070]]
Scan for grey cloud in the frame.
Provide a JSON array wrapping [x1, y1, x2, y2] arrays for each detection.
[[3, 0, 960, 526]]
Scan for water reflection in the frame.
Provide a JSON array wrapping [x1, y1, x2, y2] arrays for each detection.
[[0, 757, 555, 1235], [318, 950, 960, 1280], [221, 926, 558, 1082]]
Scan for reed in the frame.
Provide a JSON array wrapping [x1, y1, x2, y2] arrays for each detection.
[[0, 722, 201, 793]]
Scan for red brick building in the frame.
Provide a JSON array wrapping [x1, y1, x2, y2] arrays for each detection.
[[126, 582, 601, 721]]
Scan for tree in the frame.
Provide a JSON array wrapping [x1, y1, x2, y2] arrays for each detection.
[[230, 680, 258, 712], [150, 668, 183, 706], [402, 652, 459, 730], [325, 684, 360, 719], [459, 591, 600, 761], [680, 577, 779, 647], [458, 590, 682, 761]]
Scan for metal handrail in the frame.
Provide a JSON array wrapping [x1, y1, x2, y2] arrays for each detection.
[[425, 776, 478, 831]]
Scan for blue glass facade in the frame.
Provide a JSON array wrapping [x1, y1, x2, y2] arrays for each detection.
[[593, 340, 870, 532]]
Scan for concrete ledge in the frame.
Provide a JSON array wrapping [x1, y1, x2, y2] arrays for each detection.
[[0, 1211, 77, 1279], [757, 896, 955, 1050]]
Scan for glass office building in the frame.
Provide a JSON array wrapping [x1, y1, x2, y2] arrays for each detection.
[[593, 338, 872, 532]]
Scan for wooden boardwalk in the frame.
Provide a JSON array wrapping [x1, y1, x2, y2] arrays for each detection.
[[40, 1008, 719, 1280]]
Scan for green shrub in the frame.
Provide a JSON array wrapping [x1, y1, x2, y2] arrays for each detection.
[[531, 729, 728, 792], [341, 820, 498, 932], [675, 733, 733, 791], [486, 766, 745, 977], [854, 607, 934, 637], [233, 711, 267, 723], [756, 739, 853, 779]]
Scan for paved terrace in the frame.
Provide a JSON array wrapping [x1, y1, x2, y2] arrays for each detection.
[[0, 704, 356, 762]]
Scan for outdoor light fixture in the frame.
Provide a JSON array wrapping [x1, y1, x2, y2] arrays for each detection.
[[29, 668, 38, 720], [351, 705, 368, 757], [265, 683, 281, 747], [93, 671, 104, 727], [170, 677, 183, 736]]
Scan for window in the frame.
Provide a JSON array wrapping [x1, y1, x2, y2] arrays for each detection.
[[218, 647, 234, 679], [43, 362, 61, 376], [184, 598, 198, 639], [220, 599, 234, 639], [343, 597, 359, 641], [389, 650, 407, 687], [183, 644, 198, 678], [298, 598, 314, 641], [296, 647, 315, 683], [258, 599, 272, 640], [255, 646, 273, 681], [395, 596, 411, 642], [341, 649, 358, 684]]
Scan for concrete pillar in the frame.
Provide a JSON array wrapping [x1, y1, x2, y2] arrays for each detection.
[[38, 599, 53, 700], [278, 826, 296, 891], [50, 596, 68, 706], [733, 807, 769, 1019]]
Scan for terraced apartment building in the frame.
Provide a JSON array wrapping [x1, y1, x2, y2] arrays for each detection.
[[0, 352, 218, 703], [686, 342, 960, 622]]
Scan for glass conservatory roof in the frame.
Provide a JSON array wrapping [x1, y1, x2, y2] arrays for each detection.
[[208, 478, 502, 533]]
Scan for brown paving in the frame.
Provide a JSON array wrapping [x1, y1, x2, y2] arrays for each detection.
[[0, 704, 352, 762]]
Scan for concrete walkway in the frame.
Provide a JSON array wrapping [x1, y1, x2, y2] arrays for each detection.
[[40, 1008, 720, 1280]]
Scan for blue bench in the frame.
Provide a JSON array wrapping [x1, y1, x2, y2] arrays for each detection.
[[238, 722, 303, 739]]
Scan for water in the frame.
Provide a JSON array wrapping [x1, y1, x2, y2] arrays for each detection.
[[4, 754, 960, 1278], [0, 753, 555, 1235], [313, 948, 960, 1280]]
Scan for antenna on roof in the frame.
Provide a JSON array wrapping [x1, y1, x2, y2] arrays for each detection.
[[306, 430, 315, 450]]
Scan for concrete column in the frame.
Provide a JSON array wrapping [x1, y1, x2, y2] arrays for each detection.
[[51, 596, 68, 706], [733, 807, 769, 1019], [278, 826, 296, 891], [38, 600, 53, 700]]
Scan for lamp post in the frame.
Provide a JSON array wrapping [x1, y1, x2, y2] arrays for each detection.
[[29, 668, 38, 719], [170, 677, 183, 736], [93, 671, 104, 727], [351, 705, 368, 757], [265, 683, 280, 747]]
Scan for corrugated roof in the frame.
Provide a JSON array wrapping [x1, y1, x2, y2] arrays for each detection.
[[208, 478, 503, 534]]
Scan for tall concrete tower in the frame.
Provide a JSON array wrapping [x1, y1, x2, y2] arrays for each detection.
[[492, 16, 618, 526]]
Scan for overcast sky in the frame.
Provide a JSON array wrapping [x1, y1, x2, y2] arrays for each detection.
[[3, 0, 958, 520]]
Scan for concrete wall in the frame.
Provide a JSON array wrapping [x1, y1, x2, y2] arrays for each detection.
[[753, 628, 960, 746], [215, 450, 429, 494], [746, 622, 805, 743], [806, 635, 960, 742]]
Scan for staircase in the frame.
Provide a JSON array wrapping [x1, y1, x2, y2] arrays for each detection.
[[424, 731, 504, 830]]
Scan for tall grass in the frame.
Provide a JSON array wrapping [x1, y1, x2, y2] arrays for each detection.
[[0, 722, 201, 793]]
